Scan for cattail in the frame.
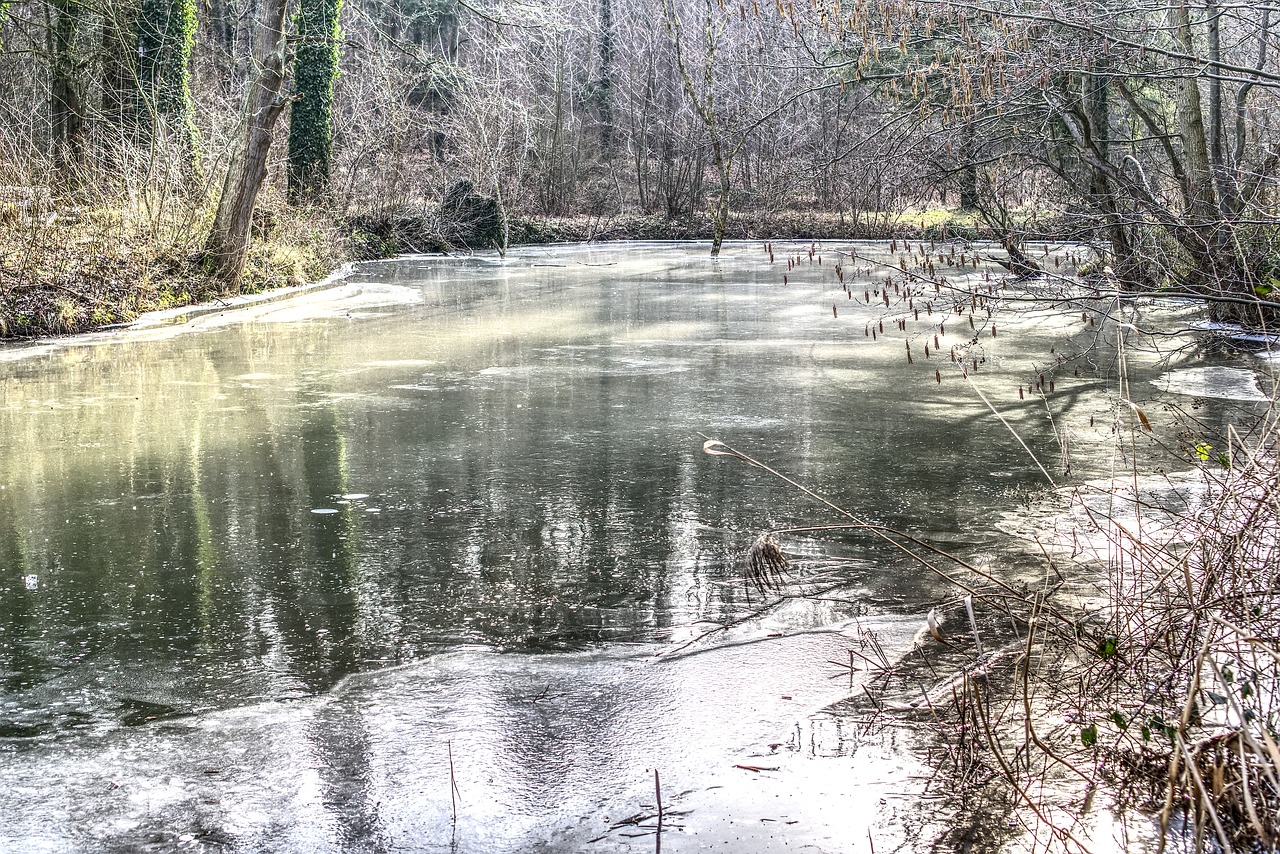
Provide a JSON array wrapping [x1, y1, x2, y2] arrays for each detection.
[[936, 369, 942, 384], [1049, 379, 1055, 392], [1019, 385, 1024, 399], [934, 334, 940, 348], [906, 342, 913, 364], [784, 274, 788, 285], [833, 304, 838, 318], [991, 324, 997, 338], [879, 319, 884, 333], [925, 343, 931, 357]]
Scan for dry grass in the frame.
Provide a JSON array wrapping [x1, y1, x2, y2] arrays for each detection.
[[0, 175, 351, 338]]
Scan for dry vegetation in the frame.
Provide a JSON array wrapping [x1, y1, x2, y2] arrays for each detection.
[[706, 394, 1280, 851], [0, 180, 350, 336]]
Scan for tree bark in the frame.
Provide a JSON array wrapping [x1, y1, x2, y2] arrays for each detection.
[[50, 0, 85, 174], [598, 0, 615, 155], [204, 0, 290, 287], [1082, 63, 1142, 284], [99, 4, 136, 139], [1169, 0, 1218, 227]]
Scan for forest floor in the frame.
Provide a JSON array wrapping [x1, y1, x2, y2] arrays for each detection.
[[0, 196, 1060, 340]]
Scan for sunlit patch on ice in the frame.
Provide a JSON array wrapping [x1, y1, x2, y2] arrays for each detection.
[[1151, 366, 1269, 402]]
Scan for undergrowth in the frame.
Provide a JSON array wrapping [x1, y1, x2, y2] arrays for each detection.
[[0, 183, 349, 338]]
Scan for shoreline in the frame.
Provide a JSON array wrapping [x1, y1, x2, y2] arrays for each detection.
[[0, 208, 1057, 343]]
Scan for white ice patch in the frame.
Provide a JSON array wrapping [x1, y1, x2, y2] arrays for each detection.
[[237, 283, 423, 324], [1152, 366, 1270, 402]]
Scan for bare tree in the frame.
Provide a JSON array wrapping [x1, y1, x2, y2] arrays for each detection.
[[204, 0, 290, 285]]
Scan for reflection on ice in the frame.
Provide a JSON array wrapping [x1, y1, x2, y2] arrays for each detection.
[[1, 628, 940, 854]]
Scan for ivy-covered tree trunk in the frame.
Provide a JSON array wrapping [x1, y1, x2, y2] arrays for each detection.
[[287, 0, 343, 203], [204, 0, 289, 286], [135, 0, 199, 174]]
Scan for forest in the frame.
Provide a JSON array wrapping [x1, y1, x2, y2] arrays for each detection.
[[0, 0, 1276, 336], [1, 2, 1280, 852]]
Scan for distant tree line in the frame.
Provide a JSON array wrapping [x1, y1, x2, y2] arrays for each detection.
[[0, 0, 1275, 318]]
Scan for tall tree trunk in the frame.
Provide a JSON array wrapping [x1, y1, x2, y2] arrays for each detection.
[[598, 0, 615, 155], [1169, 0, 1218, 228], [100, 3, 137, 144], [710, 149, 729, 257], [1083, 63, 1142, 284], [958, 131, 979, 211], [1167, 0, 1255, 304], [204, 0, 289, 287], [287, 0, 343, 202], [1203, 0, 1238, 213], [50, 0, 85, 175]]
